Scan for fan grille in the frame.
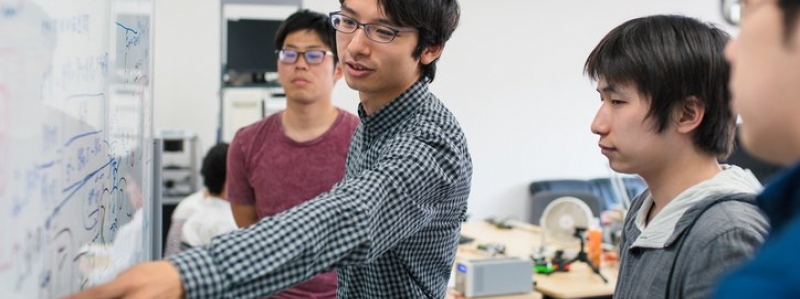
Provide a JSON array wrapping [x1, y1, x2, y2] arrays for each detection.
[[540, 196, 593, 245]]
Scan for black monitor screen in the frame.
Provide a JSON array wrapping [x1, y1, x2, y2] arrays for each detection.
[[226, 19, 282, 74], [163, 139, 184, 152]]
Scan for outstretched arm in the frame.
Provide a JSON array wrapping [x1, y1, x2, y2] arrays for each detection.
[[64, 262, 184, 299], [64, 133, 469, 299], [168, 135, 467, 298]]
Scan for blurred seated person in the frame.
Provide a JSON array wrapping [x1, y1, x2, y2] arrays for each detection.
[[164, 143, 237, 255]]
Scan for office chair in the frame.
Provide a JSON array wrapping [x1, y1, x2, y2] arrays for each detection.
[[621, 176, 647, 200], [528, 190, 602, 225], [528, 179, 598, 225], [528, 179, 595, 196], [589, 178, 617, 211], [589, 177, 647, 211]]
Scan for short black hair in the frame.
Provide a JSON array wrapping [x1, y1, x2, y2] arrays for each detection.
[[339, 0, 460, 83], [274, 9, 338, 65], [584, 15, 735, 159], [201, 143, 229, 195], [780, 0, 800, 41]]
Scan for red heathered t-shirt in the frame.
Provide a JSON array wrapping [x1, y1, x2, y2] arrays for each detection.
[[226, 108, 359, 299]]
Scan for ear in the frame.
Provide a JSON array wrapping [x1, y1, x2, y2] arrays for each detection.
[[419, 44, 444, 65], [674, 96, 705, 134]]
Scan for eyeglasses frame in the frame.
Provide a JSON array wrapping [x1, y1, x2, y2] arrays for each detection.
[[329, 11, 417, 43], [276, 49, 334, 65]]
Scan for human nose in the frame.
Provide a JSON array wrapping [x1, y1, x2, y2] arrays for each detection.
[[590, 104, 609, 136], [294, 53, 310, 69], [346, 25, 371, 56]]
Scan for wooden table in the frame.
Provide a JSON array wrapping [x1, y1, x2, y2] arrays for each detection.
[[446, 288, 542, 299], [457, 220, 617, 299]]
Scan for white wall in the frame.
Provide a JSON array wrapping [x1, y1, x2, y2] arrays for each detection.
[[154, 0, 737, 222]]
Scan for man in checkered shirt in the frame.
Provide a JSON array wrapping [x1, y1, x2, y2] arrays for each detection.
[[67, 0, 470, 298]]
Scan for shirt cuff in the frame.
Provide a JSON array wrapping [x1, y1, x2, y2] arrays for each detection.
[[167, 247, 226, 299]]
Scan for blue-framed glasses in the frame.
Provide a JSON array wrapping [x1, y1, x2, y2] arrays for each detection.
[[277, 49, 333, 65], [329, 11, 416, 43]]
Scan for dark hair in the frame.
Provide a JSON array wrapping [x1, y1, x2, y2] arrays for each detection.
[[584, 15, 735, 159], [338, 0, 460, 82], [201, 143, 229, 195], [274, 9, 338, 65], [780, 0, 800, 41]]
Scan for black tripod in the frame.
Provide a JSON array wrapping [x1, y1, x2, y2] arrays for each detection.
[[565, 227, 609, 283]]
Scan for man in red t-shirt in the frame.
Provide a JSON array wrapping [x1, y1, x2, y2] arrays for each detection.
[[225, 9, 359, 299]]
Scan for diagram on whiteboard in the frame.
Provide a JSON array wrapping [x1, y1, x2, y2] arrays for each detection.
[[0, 0, 154, 298]]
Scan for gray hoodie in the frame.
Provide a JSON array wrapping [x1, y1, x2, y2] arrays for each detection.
[[614, 165, 769, 299]]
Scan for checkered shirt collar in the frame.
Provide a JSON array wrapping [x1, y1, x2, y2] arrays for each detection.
[[357, 80, 428, 139]]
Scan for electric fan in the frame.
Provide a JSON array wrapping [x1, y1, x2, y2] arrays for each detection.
[[537, 196, 608, 282], [539, 196, 593, 248]]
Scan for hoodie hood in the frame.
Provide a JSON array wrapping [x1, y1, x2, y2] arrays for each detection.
[[631, 164, 762, 249]]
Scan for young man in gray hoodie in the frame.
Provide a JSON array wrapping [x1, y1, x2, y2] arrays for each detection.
[[584, 15, 769, 299]]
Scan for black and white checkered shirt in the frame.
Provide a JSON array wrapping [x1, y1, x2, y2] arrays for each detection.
[[168, 80, 473, 298]]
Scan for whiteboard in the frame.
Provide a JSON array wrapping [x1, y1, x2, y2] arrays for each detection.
[[0, 0, 155, 298]]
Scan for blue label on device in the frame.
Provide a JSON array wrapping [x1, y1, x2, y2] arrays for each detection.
[[457, 264, 467, 273]]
